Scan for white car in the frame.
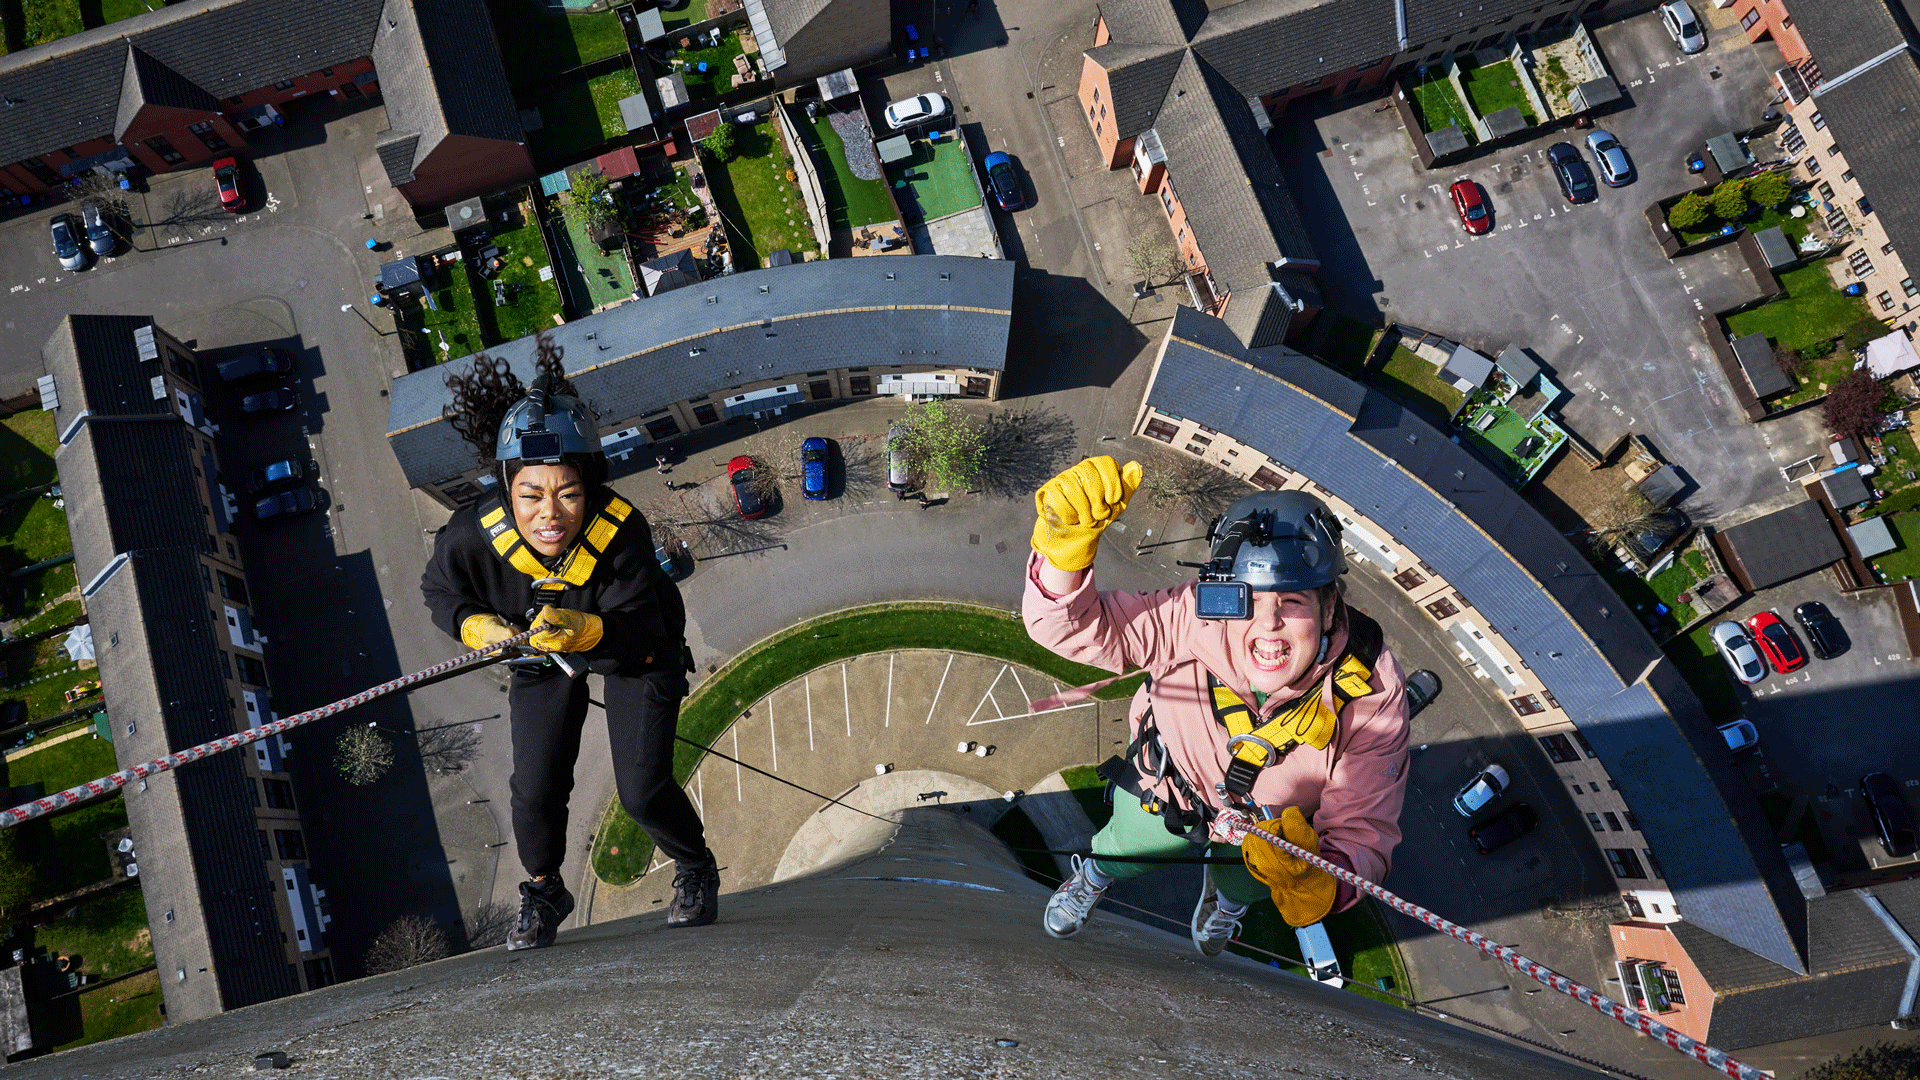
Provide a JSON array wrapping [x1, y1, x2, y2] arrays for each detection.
[[1583, 130, 1634, 187], [1451, 764, 1510, 817], [884, 93, 950, 130], [1710, 620, 1766, 684], [1718, 719, 1759, 753], [1661, 1, 1706, 54]]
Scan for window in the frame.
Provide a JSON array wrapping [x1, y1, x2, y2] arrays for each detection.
[[250, 779, 261, 807], [1849, 249, 1874, 277], [1623, 811, 1638, 830], [692, 403, 719, 425], [321, 67, 335, 76], [1741, 8, 1759, 29], [217, 571, 248, 603], [1905, 278, 1918, 297], [1805, 157, 1821, 177], [145, 135, 184, 165], [127, 721, 137, 735], [644, 415, 681, 440], [1643, 848, 1663, 879], [258, 830, 273, 859], [1143, 418, 1179, 444], [1603, 812, 1623, 832], [165, 909, 175, 923], [188, 120, 228, 152], [1160, 184, 1176, 217], [1810, 111, 1826, 130], [1587, 813, 1606, 832], [849, 375, 872, 396], [808, 380, 833, 401], [1828, 144, 1842, 157], [273, 79, 297, 91], [263, 778, 296, 809], [1452, 591, 1473, 610], [237, 654, 267, 686], [1538, 733, 1581, 764], [275, 829, 306, 860], [1250, 466, 1288, 491], [304, 957, 335, 989], [1858, 196, 1874, 216], [1392, 568, 1426, 590], [1183, 443, 1208, 457], [1623, 893, 1645, 918], [200, 563, 214, 592], [1881, 292, 1896, 311], [1510, 695, 1545, 716], [1607, 779, 1619, 791], [1092, 87, 1100, 103], [1606, 848, 1647, 879], [219, 651, 233, 680], [965, 376, 991, 397], [1572, 730, 1598, 759], [1661, 969, 1685, 1005], [1425, 597, 1460, 620], [1841, 170, 1854, 184]]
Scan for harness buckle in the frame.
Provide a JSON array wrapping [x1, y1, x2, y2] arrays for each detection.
[[1226, 733, 1278, 766]]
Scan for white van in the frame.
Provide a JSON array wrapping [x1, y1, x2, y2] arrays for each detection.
[[1295, 922, 1344, 988]]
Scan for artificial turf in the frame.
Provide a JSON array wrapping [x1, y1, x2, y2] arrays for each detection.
[[805, 116, 895, 230], [485, 0, 628, 86]]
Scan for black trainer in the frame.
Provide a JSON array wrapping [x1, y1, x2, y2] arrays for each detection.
[[507, 876, 574, 951], [668, 852, 719, 928]]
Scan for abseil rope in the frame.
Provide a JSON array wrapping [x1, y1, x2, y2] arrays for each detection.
[[0, 629, 543, 829]]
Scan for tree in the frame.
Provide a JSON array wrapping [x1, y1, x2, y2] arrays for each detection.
[[1773, 342, 1806, 379], [1125, 232, 1185, 286], [1845, 317, 1890, 351], [365, 915, 448, 974], [1669, 192, 1711, 231], [1824, 370, 1891, 440], [561, 170, 618, 234], [896, 398, 986, 491], [1710, 178, 1750, 222], [1586, 490, 1667, 557], [1133, 446, 1254, 521], [1748, 171, 1792, 208], [1800, 1041, 1920, 1080], [703, 121, 736, 162], [334, 725, 395, 786]]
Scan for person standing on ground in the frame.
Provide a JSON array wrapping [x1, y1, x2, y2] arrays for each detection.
[[421, 356, 718, 950], [1021, 457, 1411, 955]]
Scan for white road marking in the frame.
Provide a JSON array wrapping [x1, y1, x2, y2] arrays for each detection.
[[769, 695, 778, 772], [926, 653, 955, 724], [964, 664, 1012, 726], [806, 674, 814, 752], [885, 653, 895, 727], [1009, 666, 1032, 706], [842, 662, 851, 738], [968, 701, 1097, 727]]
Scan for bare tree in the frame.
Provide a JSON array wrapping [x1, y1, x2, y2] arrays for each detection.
[[635, 487, 784, 557], [1133, 445, 1253, 521], [66, 170, 133, 221], [1586, 490, 1667, 557], [465, 901, 516, 950], [415, 722, 482, 774], [1126, 232, 1185, 286], [156, 187, 226, 237], [334, 726, 394, 787], [975, 407, 1077, 500], [365, 915, 449, 974]]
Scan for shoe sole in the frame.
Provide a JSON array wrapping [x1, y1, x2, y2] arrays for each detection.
[[1192, 872, 1225, 957]]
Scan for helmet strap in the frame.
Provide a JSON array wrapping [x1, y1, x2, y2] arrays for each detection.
[[1314, 634, 1330, 666]]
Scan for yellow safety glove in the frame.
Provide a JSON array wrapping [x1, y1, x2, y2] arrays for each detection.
[[1030, 456, 1144, 572], [460, 613, 520, 651], [527, 605, 604, 654], [1242, 806, 1339, 928]]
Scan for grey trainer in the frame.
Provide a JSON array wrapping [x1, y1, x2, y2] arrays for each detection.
[[1190, 867, 1247, 957], [507, 876, 574, 951], [1043, 856, 1111, 939]]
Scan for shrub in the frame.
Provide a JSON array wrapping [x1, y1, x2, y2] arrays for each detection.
[[1824, 370, 1890, 439], [1669, 192, 1711, 231], [1773, 343, 1805, 378], [1710, 178, 1750, 221], [703, 121, 736, 161], [1845, 317, 1889, 351], [1749, 171, 1792, 208]]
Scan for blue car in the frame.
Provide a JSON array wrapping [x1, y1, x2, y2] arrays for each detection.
[[801, 437, 829, 500], [983, 151, 1023, 211]]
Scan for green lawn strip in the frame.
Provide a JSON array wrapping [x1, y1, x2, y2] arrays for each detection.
[[675, 34, 746, 101], [1647, 564, 1698, 624], [1409, 78, 1474, 139], [8, 725, 117, 794], [805, 116, 894, 229], [21, 0, 85, 48], [48, 967, 163, 1052], [1726, 262, 1872, 354], [1599, 563, 1686, 637], [38, 799, 126, 900], [1683, 550, 1709, 577], [1315, 315, 1377, 379], [1458, 59, 1535, 124], [884, 136, 979, 222], [707, 123, 814, 269], [591, 602, 1146, 884], [0, 410, 57, 494], [485, 0, 627, 85], [1667, 626, 1744, 723], [658, 1, 699, 32], [20, 561, 76, 613], [1228, 896, 1409, 1006], [0, 497, 75, 566], [525, 80, 609, 163], [1059, 764, 1113, 830], [399, 263, 487, 367], [588, 67, 642, 141], [553, 211, 634, 310], [96, 0, 154, 25], [1775, 345, 1859, 409], [1373, 347, 1463, 422], [33, 887, 153, 977], [1458, 406, 1549, 481], [482, 212, 566, 342], [1676, 199, 1816, 247], [1870, 513, 1920, 581]]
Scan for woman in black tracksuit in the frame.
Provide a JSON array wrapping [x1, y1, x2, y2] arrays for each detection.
[[420, 358, 716, 949]]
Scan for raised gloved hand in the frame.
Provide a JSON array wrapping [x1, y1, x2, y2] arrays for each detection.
[[1242, 806, 1339, 928], [528, 605, 604, 654], [1030, 456, 1144, 572], [461, 613, 522, 651]]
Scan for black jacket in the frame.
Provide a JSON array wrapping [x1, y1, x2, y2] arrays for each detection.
[[421, 490, 685, 672]]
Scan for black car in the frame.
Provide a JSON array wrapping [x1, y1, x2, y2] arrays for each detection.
[[244, 457, 306, 496], [1862, 772, 1917, 858], [1403, 669, 1441, 718], [654, 539, 690, 581], [1546, 142, 1597, 204], [239, 386, 301, 415], [252, 486, 318, 523], [983, 151, 1023, 211], [217, 348, 297, 386], [1794, 601, 1850, 659], [1468, 803, 1538, 854]]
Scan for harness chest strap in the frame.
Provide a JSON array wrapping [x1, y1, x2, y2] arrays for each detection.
[[1214, 649, 1376, 799], [478, 494, 634, 586]]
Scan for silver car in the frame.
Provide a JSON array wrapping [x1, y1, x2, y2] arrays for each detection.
[[1584, 130, 1634, 187], [1661, 0, 1706, 54], [1710, 620, 1766, 684], [80, 200, 115, 255], [1451, 764, 1510, 817], [49, 214, 85, 271]]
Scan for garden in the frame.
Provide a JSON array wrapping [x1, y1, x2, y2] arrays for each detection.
[[1646, 548, 1715, 630], [701, 120, 818, 269], [1457, 57, 1535, 126], [1664, 173, 1805, 247], [1724, 260, 1877, 409], [2, 0, 155, 54], [1870, 513, 1920, 581], [524, 64, 643, 164], [474, 199, 567, 345], [882, 134, 978, 223], [802, 114, 895, 231], [0, 409, 90, 731], [1456, 393, 1566, 484], [1310, 313, 1377, 379], [1407, 77, 1474, 144], [485, 0, 629, 86], [1372, 346, 1464, 421], [671, 31, 749, 102], [549, 176, 637, 311], [396, 259, 488, 368]]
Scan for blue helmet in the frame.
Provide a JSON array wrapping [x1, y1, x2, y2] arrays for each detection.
[[495, 375, 601, 466], [1204, 491, 1345, 592]]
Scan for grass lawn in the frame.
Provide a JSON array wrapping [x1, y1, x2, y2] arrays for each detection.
[[707, 123, 815, 269], [1060, 764, 1111, 829], [657, 0, 701, 33], [1684, 549, 1710, 577], [16, 598, 83, 638], [1871, 513, 1920, 581], [1676, 198, 1818, 247], [1647, 563, 1699, 625], [479, 207, 566, 343], [1408, 77, 1474, 139], [884, 135, 979, 222], [588, 66, 642, 140], [525, 79, 615, 164], [805, 116, 894, 230], [2, 630, 93, 725], [1314, 314, 1377, 379], [8, 723, 117, 794], [20, 561, 76, 612], [1668, 625, 1744, 723], [33, 887, 152, 978], [485, 0, 628, 86], [1458, 59, 1536, 124], [1600, 563, 1687, 639], [592, 602, 1144, 883], [1774, 343, 1860, 409], [0, 496, 75, 567], [397, 262, 488, 368], [1373, 347, 1464, 421], [1458, 403, 1560, 483], [0, 409, 57, 494], [95, 0, 157, 25], [1726, 262, 1872, 354], [19, 0, 85, 49], [551, 209, 635, 311], [41, 799, 126, 900], [47, 968, 163, 1052], [675, 34, 747, 101]]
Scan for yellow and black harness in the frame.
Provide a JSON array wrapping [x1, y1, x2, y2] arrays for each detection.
[[476, 492, 635, 588]]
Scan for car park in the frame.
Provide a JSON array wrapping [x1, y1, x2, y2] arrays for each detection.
[[1468, 803, 1537, 854], [252, 486, 318, 523], [1861, 772, 1916, 858], [1546, 143, 1597, 204], [983, 151, 1024, 211], [728, 455, 767, 519], [1794, 601, 1850, 659], [886, 424, 911, 492], [49, 214, 85, 270], [239, 386, 300, 416], [80, 200, 116, 255], [1451, 763, 1510, 817], [216, 348, 296, 386], [883, 93, 950, 130], [1448, 180, 1490, 235], [1710, 620, 1766, 684], [244, 458, 306, 496], [1660, 0, 1707, 54], [1583, 131, 1634, 187], [801, 437, 829, 500], [1745, 610, 1807, 674], [213, 156, 245, 212], [1403, 669, 1441, 717], [1718, 719, 1759, 753]]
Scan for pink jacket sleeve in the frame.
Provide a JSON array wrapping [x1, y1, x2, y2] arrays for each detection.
[[1020, 552, 1194, 675], [1315, 644, 1412, 908]]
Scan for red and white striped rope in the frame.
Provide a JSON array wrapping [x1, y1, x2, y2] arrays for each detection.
[[0, 629, 542, 829], [1220, 810, 1765, 1080]]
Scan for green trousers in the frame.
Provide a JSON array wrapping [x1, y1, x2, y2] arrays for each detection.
[[1091, 788, 1269, 908]]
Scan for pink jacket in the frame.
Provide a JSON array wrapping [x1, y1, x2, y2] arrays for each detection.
[[1022, 554, 1411, 901]]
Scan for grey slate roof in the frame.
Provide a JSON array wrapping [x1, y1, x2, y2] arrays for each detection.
[[1190, 0, 1399, 103], [117, 46, 219, 140], [387, 255, 1016, 487], [1495, 344, 1539, 388], [1147, 304, 1809, 973], [372, 0, 524, 185], [767, 0, 834, 41], [1087, 42, 1187, 139], [1811, 52, 1920, 284], [1792, 0, 1907, 82], [1401, 0, 1547, 49], [1098, 0, 1204, 45], [41, 314, 173, 438], [0, 0, 382, 168], [1720, 499, 1844, 590], [1752, 225, 1797, 269], [58, 418, 214, 587], [1823, 467, 1872, 508]]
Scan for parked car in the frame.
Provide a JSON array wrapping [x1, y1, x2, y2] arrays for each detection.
[[1660, 0, 1707, 54], [1718, 718, 1759, 753], [1626, 507, 1688, 564], [728, 455, 767, 519], [80, 200, 116, 255], [253, 486, 318, 523], [1448, 179, 1491, 235], [1583, 130, 1634, 186], [1403, 669, 1441, 717], [886, 423, 911, 492], [213, 156, 245, 212], [49, 214, 86, 271], [1546, 143, 1597, 204], [1451, 763, 1510, 817], [1468, 803, 1538, 854], [983, 151, 1024, 211], [1794, 600, 1850, 659], [883, 93, 950, 130], [1862, 772, 1917, 857], [239, 386, 301, 416], [244, 457, 306, 496], [1745, 610, 1807, 674], [216, 348, 296, 386], [800, 437, 830, 500], [654, 539, 690, 581], [1710, 620, 1766, 684]]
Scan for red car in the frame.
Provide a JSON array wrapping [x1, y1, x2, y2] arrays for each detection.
[[727, 455, 767, 519], [213, 157, 244, 213], [1449, 179, 1491, 235], [1745, 610, 1807, 674]]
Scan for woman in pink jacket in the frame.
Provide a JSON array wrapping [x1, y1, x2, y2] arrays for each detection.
[[1023, 457, 1411, 955]]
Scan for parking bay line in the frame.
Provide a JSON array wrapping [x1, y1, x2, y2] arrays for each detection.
[[925, 653, 955, 724]]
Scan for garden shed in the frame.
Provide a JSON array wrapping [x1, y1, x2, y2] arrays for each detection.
[[1637, 465, 1685, 508], [1714, 499, 1844, 590], [1849, 516, 1898, 559], [1752, 226, 1796, 270], [1822, 467, 1871, 510], [1440, 344, 1494, 389], [1866, 331, 1920, 379], [1731, 332, 1791, 398], [1495, 344, 1539, 389]]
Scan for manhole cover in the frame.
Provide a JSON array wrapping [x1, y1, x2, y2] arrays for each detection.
[[969, 534, 980, 545], [995, 541, 1008, 554]]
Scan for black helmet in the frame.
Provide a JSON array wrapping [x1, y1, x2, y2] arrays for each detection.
[[495, 375, 604, 486], [1203, 491, 1345, 592]]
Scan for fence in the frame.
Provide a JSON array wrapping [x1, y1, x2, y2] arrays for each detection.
[[774, 101, 833, 258]]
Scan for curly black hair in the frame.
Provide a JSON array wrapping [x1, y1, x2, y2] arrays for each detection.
[[442, 333, 586, 470]]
